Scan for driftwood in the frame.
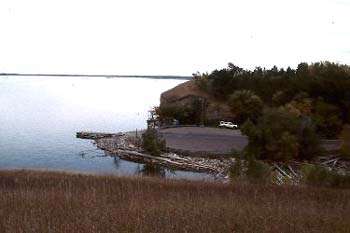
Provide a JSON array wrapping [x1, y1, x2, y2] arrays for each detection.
[[322, 158, 338, 165], [318, 156, 350, 172], [272, 163, 301, 185], [111, 149, 219, 173], [76, 132, 125, 140], [288, 165, 298, 177], [78, 133, 230, 176], [274, 164, 292, 179]]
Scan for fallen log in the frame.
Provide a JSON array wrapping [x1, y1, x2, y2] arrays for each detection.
[[108, 149, 220, 173], [274, 164, 292, 179], [288, 165, 298, 177]]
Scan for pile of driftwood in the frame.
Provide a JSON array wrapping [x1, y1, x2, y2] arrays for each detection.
[[76, 132, 125, 140], [270, 157, 350, 185], [271, 164, 301, 185], [318, 156, 350, 174], [94, 135, 232, 177]]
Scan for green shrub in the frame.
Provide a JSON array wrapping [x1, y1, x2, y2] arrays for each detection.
[[312, 101, 343, 139], [141, 129, 166, 156], [229, 158, 244, 180], [156, 97, 206, 125], [228, 90, 263, 124], [193, 73, 210, 92], [246, 159, 271, 183], [229, 159, 272, 184], [241, 108, 322, 161], [139, 164, 166, 177], [299, 121, 324, 160], [272, 90, 293, 107], [301, 164, 350, 188], [301, 164, 331, 186]]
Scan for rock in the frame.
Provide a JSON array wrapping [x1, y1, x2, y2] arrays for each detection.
[[160, 81, 234, 121]]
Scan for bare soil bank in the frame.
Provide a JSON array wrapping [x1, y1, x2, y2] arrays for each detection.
[[0, 170, 349, 233]]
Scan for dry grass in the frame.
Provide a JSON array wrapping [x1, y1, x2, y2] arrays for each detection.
[[0, 170, 349, 233]]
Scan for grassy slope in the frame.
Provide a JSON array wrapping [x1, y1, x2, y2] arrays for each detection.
[[0, 170, 349, 233]]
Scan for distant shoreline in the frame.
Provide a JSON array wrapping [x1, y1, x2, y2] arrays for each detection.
[[0, 73, 192, 80]]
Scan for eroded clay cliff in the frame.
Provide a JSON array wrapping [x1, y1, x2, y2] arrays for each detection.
[[160, 81, 234, 121]]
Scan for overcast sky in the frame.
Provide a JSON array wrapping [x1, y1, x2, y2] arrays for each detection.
[[0, 0, 349, 75]]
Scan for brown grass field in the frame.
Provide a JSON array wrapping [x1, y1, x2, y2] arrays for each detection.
[[0, 170, 349, 233]]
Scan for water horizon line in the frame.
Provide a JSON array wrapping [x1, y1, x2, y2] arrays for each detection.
[[0, 73, 192, 80]]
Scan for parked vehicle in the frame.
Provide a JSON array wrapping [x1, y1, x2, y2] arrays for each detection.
[[219, 121, 238, 129]]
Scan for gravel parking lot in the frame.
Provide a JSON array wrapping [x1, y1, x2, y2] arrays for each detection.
[[159, 127, 248, 154]]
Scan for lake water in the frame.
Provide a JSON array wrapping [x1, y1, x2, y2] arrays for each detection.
[[0, 76, 211, 180]]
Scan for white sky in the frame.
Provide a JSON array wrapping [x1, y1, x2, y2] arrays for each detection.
[[0, 0, 349, 75]]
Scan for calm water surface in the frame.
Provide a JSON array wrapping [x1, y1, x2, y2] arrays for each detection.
[[0, 76, 211, 180]]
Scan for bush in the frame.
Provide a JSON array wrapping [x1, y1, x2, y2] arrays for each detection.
[[272, 90, 293, 106], [241, 108, 322, 161], [138, 164, 166, 177], [228, 90, 263, 123], [285, 97, 312, 117], [229, 158, 244, 180], [299, 121, 325, 160], [155, 105, 187, 124], [312, 101, 343, 139], [156, 97, 206, 125], [301, 164, 350, 188], [246, 159, 272, 183], [230, 158, 272, 184], [141, 129, 166, 156], [193, 72, 210, 92]]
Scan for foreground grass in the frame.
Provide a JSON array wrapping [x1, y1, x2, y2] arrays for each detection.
[[0, 170, 349, 233]]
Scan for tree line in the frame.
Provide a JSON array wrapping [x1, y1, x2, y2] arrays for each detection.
[[159, 61, 350, 162], [195, 62, 350, 161]]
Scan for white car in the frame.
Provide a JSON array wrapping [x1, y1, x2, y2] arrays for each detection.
[[219, 121, 238, 129]]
